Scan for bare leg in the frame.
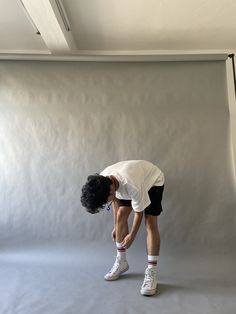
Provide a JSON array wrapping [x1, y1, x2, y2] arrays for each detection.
[[116, 206, 132, 243], [145, 215, 160, 255]]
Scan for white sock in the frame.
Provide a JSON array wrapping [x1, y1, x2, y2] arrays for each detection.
[[148, 255, 159, 271], [116, 242, 126, 260]]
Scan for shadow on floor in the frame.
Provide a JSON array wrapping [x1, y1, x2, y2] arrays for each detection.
[[158, 283, 189, 294], [119, 272, 144, 280]]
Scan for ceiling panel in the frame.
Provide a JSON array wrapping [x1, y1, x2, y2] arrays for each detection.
[[0, 0, 48, 53], [63, 0, 236, 50], [0, 0, 236, 53]]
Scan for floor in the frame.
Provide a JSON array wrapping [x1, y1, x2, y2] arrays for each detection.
[[0, 240, 236, 314]]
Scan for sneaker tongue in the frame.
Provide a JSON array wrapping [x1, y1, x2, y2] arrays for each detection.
[[147, 268, 156, 274], [146, 268, 153, 274]]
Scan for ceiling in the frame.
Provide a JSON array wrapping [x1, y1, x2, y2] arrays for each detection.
[[0, 0, 236, 55]]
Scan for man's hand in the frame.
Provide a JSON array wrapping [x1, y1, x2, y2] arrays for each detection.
[[121, 233, 135, 249], [111, 228, 116, 242]]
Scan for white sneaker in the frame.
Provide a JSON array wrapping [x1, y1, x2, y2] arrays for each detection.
[[104, 257, 129, 281], [140, 267, 158, 296]]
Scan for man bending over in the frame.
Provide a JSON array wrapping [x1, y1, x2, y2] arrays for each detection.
[[80, 160, 164, 296]]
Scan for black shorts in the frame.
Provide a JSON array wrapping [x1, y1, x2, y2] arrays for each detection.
[[116, 185, 164, 216]]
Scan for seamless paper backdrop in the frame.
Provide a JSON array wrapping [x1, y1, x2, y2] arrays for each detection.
[[0, 60, 235, 252]]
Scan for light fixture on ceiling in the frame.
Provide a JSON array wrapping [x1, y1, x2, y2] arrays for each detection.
[[55, 0, 71, 32], [18, 0, 40, 35]]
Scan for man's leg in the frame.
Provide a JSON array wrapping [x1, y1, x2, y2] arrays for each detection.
[[140, 215, 160, 295], [145, 215, 160, 256], [116, 206, 132, 242], [104, 206, 132, 281]]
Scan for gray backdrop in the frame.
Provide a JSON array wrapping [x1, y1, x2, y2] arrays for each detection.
[[0, 60, 235, 314]]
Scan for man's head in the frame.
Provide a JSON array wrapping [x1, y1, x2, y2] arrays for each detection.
[[80, 174, 113, 214]]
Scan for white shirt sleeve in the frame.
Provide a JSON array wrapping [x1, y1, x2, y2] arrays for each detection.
[[131, 185, 151, 212]]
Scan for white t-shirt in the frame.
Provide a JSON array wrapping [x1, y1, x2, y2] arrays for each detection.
[[100, 160, 164, 212]]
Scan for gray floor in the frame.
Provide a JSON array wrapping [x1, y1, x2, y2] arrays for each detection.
[[0, 240, 236, 314]]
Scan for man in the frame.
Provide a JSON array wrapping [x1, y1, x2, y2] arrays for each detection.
[[80, 160, 164, 296]]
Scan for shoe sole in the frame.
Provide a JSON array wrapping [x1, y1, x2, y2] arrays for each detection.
[[140, 285, 158, 296], [104, 265, 129, 281]]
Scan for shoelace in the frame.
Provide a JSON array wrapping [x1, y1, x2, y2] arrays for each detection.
[[143, 269, 155, 287]]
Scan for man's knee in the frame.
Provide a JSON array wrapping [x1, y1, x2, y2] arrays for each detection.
[[145, 215, 158, 232], [117, 206, 130, 223]]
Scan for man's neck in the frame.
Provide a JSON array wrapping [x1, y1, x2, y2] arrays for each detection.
[[110, 175, 119, 191]]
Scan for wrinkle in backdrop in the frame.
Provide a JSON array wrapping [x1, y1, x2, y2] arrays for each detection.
[[0, 60, 235, 253]]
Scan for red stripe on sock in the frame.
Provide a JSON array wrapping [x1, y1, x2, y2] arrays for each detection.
[[148, 261, 157, 265], [118, 248, 126, 252]]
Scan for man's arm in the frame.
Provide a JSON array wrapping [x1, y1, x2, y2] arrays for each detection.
[[121, 211, 143, 249]]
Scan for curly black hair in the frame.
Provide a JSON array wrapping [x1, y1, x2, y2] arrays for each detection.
[[80, 174, 112, 214]]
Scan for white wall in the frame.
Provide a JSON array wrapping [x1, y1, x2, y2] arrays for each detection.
[[226, 54, 236, 182]]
